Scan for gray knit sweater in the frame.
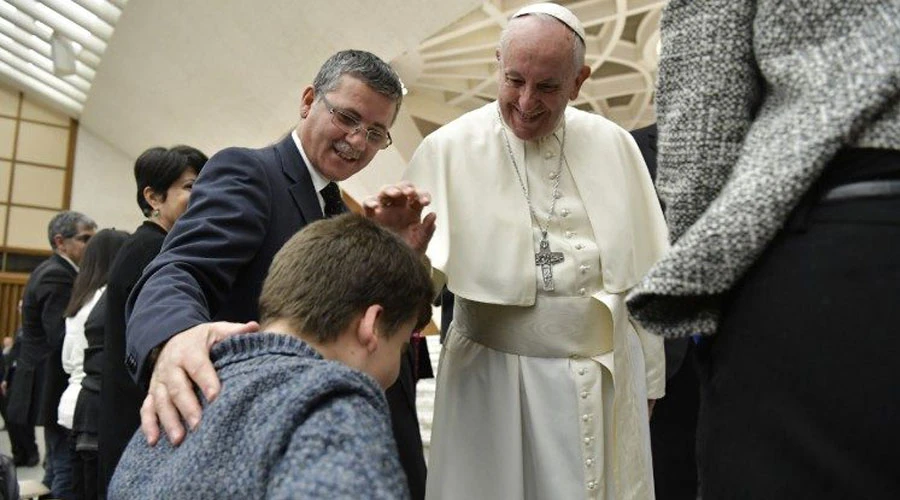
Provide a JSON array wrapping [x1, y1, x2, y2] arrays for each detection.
[[627, 0, 900, 337], [108, 333, 409, 499]]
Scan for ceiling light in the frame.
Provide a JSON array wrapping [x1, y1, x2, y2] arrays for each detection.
[[49, 30, 76, 76]]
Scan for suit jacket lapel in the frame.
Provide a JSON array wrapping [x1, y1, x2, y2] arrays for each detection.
[[275, 134, 324, 224]]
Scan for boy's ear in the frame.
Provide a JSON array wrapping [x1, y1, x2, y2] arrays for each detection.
[[357, 305, 384, 354]]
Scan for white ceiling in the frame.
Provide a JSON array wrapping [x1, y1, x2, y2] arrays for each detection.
[[0, 0, 127, 116], [2, 0, 665, 201]]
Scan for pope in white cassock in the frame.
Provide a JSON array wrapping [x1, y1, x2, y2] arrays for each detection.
[[381, 3, 668, 499]]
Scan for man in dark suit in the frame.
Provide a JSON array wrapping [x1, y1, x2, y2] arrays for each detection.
[[3, 321, 40, 467], [631, 123, 699, 499], [126, 50, 435, 499], [7, 210, 96, 497]]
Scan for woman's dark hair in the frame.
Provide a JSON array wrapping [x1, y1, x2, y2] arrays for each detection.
[[135, 145, 208, 217], [64, 229, 130, 317]]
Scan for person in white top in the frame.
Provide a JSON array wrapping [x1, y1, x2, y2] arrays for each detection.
[[368, 4, 668, 499], [58, 287, 105, 429], [58, 228, 129, 498]]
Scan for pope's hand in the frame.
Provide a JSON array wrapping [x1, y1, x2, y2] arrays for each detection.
[[363, 181, 436, 254], [140, 320, 259, 446]]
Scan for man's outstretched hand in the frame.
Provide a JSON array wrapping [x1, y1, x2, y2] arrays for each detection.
[[140, 320, 259, 446]]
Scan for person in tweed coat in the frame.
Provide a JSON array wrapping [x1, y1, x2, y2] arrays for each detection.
[[627, 1, 900, 498]]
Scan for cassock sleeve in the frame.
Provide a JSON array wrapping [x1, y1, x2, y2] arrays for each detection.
[[632, 318, 665, 399]]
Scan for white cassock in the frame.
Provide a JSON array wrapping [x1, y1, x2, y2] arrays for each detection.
[[405, 102, 668, 500]]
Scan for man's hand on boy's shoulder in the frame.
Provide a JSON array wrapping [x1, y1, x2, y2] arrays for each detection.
[[363, 181, 436, 254], [140, 320, 259, 446]]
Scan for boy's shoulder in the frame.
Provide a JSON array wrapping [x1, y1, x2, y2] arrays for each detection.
[[214, 333, 385, 407]]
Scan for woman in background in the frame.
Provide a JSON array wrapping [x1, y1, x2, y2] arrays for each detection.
[[627, 1, 899, 498], [92, 145, 207, 497], [59, 229, 129, 500]]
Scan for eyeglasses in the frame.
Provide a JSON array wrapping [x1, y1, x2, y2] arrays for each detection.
[[320, 95, 393, 150]]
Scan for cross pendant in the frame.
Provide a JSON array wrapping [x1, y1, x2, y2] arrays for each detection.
[[535, 237, 564, 291]]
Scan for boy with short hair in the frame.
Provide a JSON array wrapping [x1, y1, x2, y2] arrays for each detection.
[[109, 214, 433, 499]]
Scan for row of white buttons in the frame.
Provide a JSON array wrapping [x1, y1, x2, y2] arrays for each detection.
[[564, 230, 585, 250], [559, 205, 589, 297], [576, 361, 598, 494]]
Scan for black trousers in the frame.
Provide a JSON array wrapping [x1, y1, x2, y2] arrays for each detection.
[[651, 341, 699, 500], [69, 432, 98, 500], [3, 370, 39, 466], [698, 159, 900, 498]]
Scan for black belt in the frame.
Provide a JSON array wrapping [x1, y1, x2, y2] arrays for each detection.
[[821, 179, 900, 203]]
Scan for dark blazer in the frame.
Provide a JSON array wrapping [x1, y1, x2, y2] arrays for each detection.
[[7, 253, 76, 426], [126, 134, 428, 498], [77, 289, 105, 432], [97, 221, 166, 491], [631, 123, 658, 182]]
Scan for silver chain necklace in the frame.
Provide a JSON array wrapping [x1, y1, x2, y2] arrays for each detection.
[[498, 105, 567, 291]]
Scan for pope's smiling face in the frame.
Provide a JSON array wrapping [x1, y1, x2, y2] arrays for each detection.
[[497, 15, 589, 141]]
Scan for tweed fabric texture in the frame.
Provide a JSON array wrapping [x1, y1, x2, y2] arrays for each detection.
[[627, 0, 900, 337], [108, 333, 408, 499]]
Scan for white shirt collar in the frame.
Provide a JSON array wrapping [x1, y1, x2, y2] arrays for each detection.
[[291, 130, 333, 213], [59, 253, 79, 272]]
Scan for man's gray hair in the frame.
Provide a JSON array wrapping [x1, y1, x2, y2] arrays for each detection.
[[312, 50, 404, 122], [499, 13, 586, 73], [47, 210, 96, 248]]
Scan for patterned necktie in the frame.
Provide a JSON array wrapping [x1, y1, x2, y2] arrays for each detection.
[[320, 182, 343, 218]]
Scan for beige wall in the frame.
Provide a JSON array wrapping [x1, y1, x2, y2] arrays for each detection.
[[0, 83, 74, 254], [70, 127, 144, 232], [0, 82, 142, 258], [0, 80, 144, 260]]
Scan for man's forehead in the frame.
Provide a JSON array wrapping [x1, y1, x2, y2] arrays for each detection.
[[503, 67, 563, 84], [324, 79, 395, 129], [500, 38, 575, 78]]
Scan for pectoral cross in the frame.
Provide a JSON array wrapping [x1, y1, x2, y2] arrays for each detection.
[[535, 236, 564, 291]]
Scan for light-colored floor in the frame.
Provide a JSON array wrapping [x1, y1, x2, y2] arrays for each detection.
[[0, 423, 46, 483], [0, 336, 443, 480]]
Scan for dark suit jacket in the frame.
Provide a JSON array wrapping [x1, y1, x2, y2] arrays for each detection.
[[126, 134, 427, 498], [78, 289, 105, 429], [97, 221, 166, 490], [7, 253, 76, 426], [631, 123, 658, 182]]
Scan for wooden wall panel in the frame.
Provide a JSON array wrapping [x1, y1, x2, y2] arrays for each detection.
[[0, 272, 28, 338]]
